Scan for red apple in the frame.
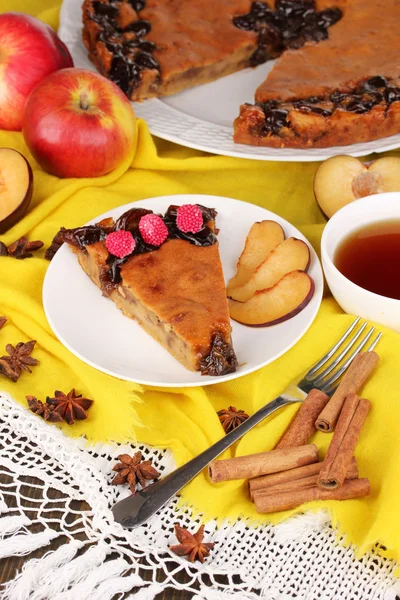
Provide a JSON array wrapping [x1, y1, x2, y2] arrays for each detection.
[[22, 68, 137, 178], [0, 12, 73, 131]]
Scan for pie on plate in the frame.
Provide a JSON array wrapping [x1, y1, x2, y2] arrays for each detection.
[[48, 204, 238, 376], [82, 0, 400, 149], [42, 195, 323, 387]]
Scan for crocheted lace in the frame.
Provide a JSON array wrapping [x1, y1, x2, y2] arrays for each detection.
[[0, 392, 399, 600]]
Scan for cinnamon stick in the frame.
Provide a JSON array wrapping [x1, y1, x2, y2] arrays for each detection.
[[315, 351, 379, 432], [248, 457, 358, 500], [252, 474, 317, 502], [317, 393, 370, 490], [208, 444, 319, 483], [254, 478, 370, 514], [275, 388, 329, 448], [251, 464, 359, 502]]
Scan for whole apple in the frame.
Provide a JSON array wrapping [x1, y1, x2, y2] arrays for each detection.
[[0, 12, 73, 131], [22, 68, 137, 178]]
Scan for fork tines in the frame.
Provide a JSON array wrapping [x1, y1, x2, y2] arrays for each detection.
[[305, 317, 382, 395]]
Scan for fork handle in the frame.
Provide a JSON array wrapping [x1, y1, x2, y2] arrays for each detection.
[[113, 396, 289, 528]]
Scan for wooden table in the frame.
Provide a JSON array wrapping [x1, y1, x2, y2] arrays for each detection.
[[0, 474, 193, 599]]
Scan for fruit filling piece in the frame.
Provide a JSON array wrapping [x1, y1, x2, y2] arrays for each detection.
[[233, 0, 342, 65], [239, 76, 400, 137]]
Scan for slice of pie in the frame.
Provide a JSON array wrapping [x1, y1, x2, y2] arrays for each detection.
[[233, 0, 400, 147], [48, 204, 237, 376]]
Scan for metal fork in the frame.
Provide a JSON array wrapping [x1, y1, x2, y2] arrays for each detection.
[[112, 317, 381, 528]]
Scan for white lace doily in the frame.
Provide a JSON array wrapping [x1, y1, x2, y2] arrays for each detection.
[[0, 391, 399, 600]]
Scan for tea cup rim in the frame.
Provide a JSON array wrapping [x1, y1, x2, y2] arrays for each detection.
[[321, 191, 400, 306]]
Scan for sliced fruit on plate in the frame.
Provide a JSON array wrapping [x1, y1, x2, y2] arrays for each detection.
[[314, 155, 400, 218], [227, 220, 284, 293], [228, 237, 310, 302], [0, 148, 33, 234], [229, 270, 315, 327]]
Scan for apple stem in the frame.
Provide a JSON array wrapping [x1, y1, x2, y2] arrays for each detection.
[[79, 93, 90, 111]]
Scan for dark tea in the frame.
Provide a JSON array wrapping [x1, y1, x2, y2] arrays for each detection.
[[334, 220, 400, 300]]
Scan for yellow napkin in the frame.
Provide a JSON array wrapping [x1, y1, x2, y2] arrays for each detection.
[[1, 0, 400, 568]]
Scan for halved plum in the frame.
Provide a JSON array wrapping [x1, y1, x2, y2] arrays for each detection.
[[227, 220, 285, 293], [314, 155, 400, 218], [229, 237, 310, 302], [229, 270, 315, 327], [0, 148, 33, 233]]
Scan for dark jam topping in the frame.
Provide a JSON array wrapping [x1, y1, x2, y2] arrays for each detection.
[[55, 205, 218, 287], [59, 226, 107, 250], [128, 0, 145, 10], [163, 205, 217, 247], [385, 87, 400, 104], [362, 76, 387, 91], [292, 101, 333, 116], [90, 0, 160, 96], [109, 56, 141, 94], [263, 108, 289, 134], [199, 332, 238, 377], [138, 40, 156, 53], [254, 75, 400, 136], [114, 207, 152, 232], [125, 19, 151, 36], [233, 0, 342, 65], [92, 1, 118, 18]]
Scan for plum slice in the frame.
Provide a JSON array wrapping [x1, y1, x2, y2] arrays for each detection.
[[227, 220, 284, 293], [0, 148, 33, 233], [229, 270, 315, 327], [229, 237, 310, 302]]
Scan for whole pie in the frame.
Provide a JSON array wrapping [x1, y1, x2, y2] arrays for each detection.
[[47, 205, 237, 376], [82, 0, 400, 148]]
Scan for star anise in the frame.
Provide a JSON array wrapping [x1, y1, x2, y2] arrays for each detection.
[[46, 389, 94, 425], [169, 524, 215, 563], [0, 340, 39, 382], [6, 236, 44, 259], [0, 317, 6, 330], [0, 357, 19, 382], [111, 451, 160, 494], [26, 395, 63, 423], [217, 405, 249, 434]]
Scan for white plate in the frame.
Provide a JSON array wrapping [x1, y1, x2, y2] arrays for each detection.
[[59, 0, 400, 162], [43, 195, 323, 387]]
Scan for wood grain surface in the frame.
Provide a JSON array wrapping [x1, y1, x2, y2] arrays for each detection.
[[0, 474, 195, 599]]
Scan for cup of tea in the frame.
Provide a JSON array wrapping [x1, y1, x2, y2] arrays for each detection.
[[321, 191, 400, 332]]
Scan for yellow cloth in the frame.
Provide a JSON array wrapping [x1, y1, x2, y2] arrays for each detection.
[[1, 0, 400, 569]]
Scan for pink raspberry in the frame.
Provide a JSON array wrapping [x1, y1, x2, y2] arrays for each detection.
[[176, 204, 203, 233], [139, 213, 168, 246], [106, 230, 136, 258]]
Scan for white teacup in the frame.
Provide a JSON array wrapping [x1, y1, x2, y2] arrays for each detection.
[[321, 192, 400, 333]]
